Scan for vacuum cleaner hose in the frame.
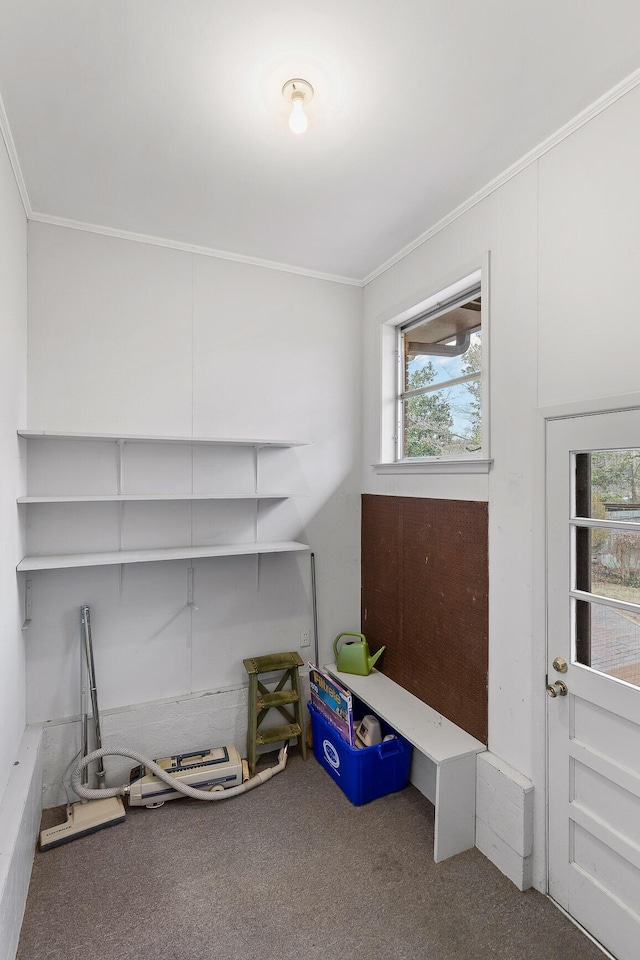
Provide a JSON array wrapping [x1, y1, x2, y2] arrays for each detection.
[[71, 744, 288, 803]]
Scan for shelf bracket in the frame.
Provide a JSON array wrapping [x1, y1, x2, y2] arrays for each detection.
[[21, 579, 32, 630], [116, 439, 125, 495], [117, 493, 125, 602], [253, 445, 259, 494], [187, 566, 199, 610], [118, 500, 123, 549]]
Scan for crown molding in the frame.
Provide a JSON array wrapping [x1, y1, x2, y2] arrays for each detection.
[[362, 66, 640, 287], [27, 212, 363, 286], [0, 89, 32, 218], [6, 64, 640, 287]]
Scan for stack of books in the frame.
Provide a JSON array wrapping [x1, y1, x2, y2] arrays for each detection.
[[308, 663, 354, 746]]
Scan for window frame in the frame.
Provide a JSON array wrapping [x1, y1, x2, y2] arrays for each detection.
[[374, 261, 491, 474], [397, 284, 483, 462]]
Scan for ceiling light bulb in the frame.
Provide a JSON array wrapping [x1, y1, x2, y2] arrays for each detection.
[[289, 95, 308, 135], [282, 79, 314, 136]]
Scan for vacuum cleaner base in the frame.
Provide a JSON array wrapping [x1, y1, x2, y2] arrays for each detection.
[[39, 795, 125, 851], [128, 745, 244, 807]]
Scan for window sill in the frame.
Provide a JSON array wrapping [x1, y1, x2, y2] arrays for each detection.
[[372, 458, 493, 475]]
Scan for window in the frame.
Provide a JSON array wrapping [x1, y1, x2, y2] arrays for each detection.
[[574, 448, 640, 687], [396, 279, 484, 461]]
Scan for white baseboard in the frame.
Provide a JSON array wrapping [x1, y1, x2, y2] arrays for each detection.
[[0, 725, 43, 960]]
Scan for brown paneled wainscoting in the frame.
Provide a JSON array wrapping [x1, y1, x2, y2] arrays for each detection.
[[361, 494, 488, 744]]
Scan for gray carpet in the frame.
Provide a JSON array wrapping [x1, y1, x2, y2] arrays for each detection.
[[18, 751, 604, 960]]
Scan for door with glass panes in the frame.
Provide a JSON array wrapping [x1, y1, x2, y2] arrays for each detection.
[[547, 409, 640, 960]]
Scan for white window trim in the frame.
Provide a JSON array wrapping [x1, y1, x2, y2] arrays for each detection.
[[372, 458, 492, 475], [376, 255, 491, 475]]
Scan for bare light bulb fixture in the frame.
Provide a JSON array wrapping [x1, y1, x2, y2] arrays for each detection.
[[282, 78, 313, 135]]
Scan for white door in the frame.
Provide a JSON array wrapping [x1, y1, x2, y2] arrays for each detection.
[[547, 409, 640, 960]]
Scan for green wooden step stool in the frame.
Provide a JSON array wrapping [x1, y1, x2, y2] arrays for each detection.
[[243, 651, 307, 776]]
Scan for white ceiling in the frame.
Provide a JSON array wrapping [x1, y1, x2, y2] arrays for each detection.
[[1, 1, 640, 283]]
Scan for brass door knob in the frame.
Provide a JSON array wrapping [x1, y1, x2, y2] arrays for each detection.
[[547, 680, 568, 698]]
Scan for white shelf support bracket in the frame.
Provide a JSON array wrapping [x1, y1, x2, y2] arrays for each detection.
[[253, 444, 263, 543], [253, 445, 260, 494], [187, 566, 199, 609], [117, 496, 125, 602], [118, 500, 125, 551], [116, 439, 125, 495], [21, 579, 32, 630]]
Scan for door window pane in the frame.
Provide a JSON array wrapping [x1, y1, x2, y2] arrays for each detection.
[[574, 449, 640, 687], [576, 598, 640, 687], [576, 450, 640, 521], [576, 526, 640, 606]]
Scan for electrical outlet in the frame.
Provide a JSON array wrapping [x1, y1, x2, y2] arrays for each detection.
[[300, 628, 310, 648]]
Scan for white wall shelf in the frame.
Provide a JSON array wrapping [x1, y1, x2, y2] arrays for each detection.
[[18, 540, 309, 572], [17, 430, 309, 573], [17, 430, 306, 447], [18, 494, 289, 503]]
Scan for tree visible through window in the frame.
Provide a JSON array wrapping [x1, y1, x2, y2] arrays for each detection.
[[398, 288, 483, 459]]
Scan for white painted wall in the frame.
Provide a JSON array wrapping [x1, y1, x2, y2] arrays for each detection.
[[0, 125, 29, 960], [0, 134, 27, 804], [362, 81, 640, 890], [26, 223, 362, 804], [537, 86, 640, 406], [17, 71, 640, 900]]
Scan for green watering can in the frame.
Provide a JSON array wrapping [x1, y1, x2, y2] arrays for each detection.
[[333, 632, 385, 676]]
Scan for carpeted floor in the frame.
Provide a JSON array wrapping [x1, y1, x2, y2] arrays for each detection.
[[18, 751, 605, 960]]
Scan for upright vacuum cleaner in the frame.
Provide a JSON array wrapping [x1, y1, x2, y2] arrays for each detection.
[[40, 606, 290, 851], [39, 606, 126, 851]]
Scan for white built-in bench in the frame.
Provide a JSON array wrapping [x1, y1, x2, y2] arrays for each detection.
[[325, 663, 486, 863]]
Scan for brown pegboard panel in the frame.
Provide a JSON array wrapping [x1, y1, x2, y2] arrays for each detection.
[[361, 494, 401, 651], [361, 494, 488, 743]]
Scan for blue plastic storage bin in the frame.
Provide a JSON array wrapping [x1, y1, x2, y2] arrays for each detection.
[[308, 701, 412, 805]]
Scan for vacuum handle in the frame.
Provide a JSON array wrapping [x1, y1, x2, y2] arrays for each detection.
[[333, 632, 366, 659], [81, 604, 106, 787]]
